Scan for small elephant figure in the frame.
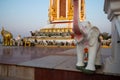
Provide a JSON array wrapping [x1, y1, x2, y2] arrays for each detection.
[[1, 27, 13, 46]]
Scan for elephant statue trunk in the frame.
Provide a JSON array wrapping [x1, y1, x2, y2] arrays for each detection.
[[73, 0, 86, 37]]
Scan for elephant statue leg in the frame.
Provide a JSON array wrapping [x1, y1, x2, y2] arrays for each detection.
[[85, 43, 99, 72], [4, 38, 7, 46], [8, 38, 10, 45], [6, 38, 9, 46], [84, 27, 101, 73], [76, 43, 85, 70], [7, 38, 9, 46], [95, 44, 102, 68]]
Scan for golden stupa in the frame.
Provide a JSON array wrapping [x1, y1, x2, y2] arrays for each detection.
[[26, 0, 85, 46], [40, 0, 85, 34]]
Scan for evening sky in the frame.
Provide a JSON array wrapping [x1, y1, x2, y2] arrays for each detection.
[[0, 0, 111, 38]]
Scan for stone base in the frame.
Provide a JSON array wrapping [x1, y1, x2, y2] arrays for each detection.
[[103, 40, 120, 74], [0, 65, 34, 80], [103, 57, 120, 74], [1, 63, 120, 80]]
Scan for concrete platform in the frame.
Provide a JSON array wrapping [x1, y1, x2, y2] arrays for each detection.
[[0, 46, 120, 80]]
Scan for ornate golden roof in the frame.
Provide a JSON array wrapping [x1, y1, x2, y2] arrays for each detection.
[[48, 0, 85, 23]]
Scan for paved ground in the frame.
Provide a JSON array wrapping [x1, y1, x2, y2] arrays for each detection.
[[0, 46, 112, 80], [0, 46, 73, 64], [0, 45, 111, 65]]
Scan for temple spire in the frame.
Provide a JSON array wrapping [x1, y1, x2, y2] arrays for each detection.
[[48, 0, 86, 23]]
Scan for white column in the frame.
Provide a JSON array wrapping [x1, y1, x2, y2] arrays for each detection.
[[113, 15, 120, 62], [115, 15, 120, 37], [57, 0, 60, 19], [104, 0, 120, 74]]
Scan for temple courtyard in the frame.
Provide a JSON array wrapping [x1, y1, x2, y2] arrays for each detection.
[[0, 46, 111, 66]]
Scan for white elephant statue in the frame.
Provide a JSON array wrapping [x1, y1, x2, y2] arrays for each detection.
[[73, 0, 102, 73]]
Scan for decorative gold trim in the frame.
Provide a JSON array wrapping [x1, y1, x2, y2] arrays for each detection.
[[40, 27, 73, 33], [67, 0, 73, 20], [80, 0, 85, 21], [49, 0, 86, 22]]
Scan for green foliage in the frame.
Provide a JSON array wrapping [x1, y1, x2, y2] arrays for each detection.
[[101, 32, 111, 40]]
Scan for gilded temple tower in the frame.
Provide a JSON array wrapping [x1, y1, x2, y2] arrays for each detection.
[[26, 0, 87, 47], [28, 0, 86, 46], [48, 0, 86, 23]]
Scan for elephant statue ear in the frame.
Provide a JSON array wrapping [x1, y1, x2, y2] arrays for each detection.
[[88, 26, 100, 46]]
